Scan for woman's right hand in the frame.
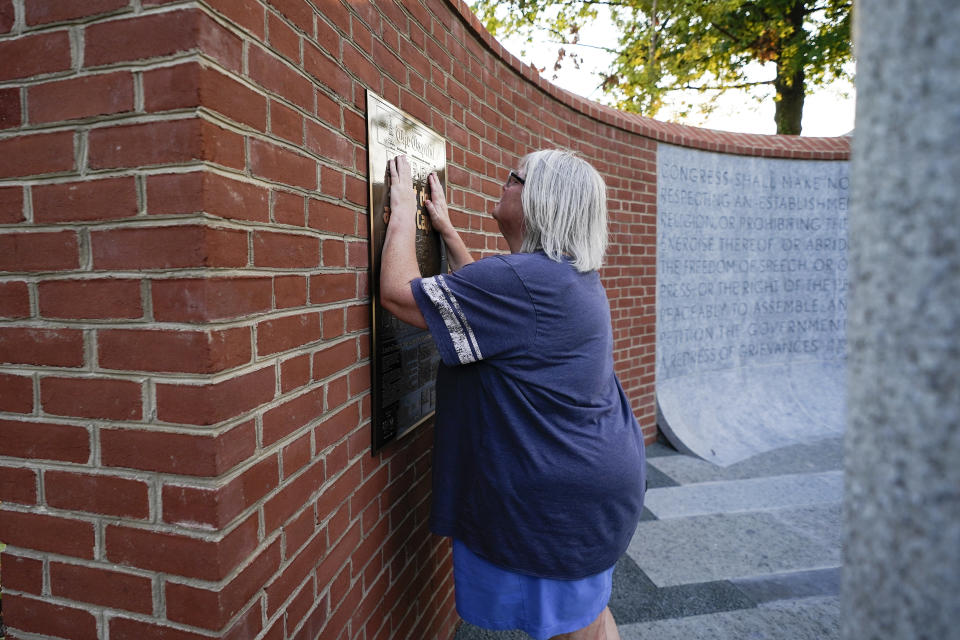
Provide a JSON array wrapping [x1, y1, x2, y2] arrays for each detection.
[[425, 173, 453, 237]]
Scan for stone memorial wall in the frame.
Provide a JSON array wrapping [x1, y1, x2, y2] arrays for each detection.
[[657, 144, 850, 465]]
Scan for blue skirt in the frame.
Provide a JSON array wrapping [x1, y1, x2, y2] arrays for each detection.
[[452, 539, 614, 639]]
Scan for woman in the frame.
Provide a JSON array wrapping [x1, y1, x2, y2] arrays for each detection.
[[380, 150, 646, 640]]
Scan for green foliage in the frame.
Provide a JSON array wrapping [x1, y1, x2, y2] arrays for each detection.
[[471, 0, 852, 134]]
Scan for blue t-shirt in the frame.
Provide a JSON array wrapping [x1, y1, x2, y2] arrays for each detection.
[[411, 251, 646, 580]]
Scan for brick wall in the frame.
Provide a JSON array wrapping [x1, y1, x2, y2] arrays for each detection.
[[0, 1, 849, 639]]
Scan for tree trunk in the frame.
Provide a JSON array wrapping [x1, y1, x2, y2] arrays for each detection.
[[774, 0, 808, 135], [774, 66, 805, 135]]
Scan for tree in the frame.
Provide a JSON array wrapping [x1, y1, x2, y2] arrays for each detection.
[[472, 0, 852, 135]]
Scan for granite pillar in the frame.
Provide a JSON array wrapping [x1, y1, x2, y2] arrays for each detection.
[[843, 1, 960, 638]]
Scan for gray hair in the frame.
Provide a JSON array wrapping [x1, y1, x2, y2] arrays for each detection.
[[519, 149, 608, 272]]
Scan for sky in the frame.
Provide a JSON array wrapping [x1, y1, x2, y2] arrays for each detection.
[[495, 7, 856, 137]]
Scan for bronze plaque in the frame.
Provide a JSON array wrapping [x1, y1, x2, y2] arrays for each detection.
[[366, 90, 447, 454]]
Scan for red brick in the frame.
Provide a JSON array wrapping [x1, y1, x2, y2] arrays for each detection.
[[309, 271, 356, 303], [145, 171, 203, 215], [275, 274, 308, 308], [101, 420, 256, 476], [284, 509, 317, 563], [304, 42, 352, 101], [152, 276, 273, 322], [32, 176, 138, 223], [197, 6, 245, 74], [283, 431, 312, 478], [38, 278, 142, 320], [320, 165, 342, 197], [41, 376, 142, 421], [25, 0, 127, 25], [107, 513, 258, 581], [163, 455, 278, 528], [311, 12, 339, 55], [322, 308, 343, 339], [0, 230, 79, 272], [166, 538, 282, 630], [50, 561, 154, 614], [91, 225, 247, 270], [0, 87, 20, 129], [46, 471, 150, 519], [2, 593, 98, 640], [343, 42, 379, 91], [143, 61, 202, 111], [373, 38, 406, 83], [224, 603, 267, 640], [88, 118, 199, 168], [264, 460, 324, 532], [315, 402, 359, 452], [268, 11, 301, 63], [0, 418, 89, 462], [265, 532, 324, 616], [144, 62, 268, 131], [294, 599, 331, 640], [315, 519, 361, 589], [248, 44, 313, 111], [281, 353, 311, 392], [109, 617, 214, 640], [0, 186, 23, 223], [0, 552, 43, 594], [0, 508, 95, 558], [271, 98, 304, 144], [310, 199, 358, 237], [305, 121, 354, 168], [344, 173, 367, 206], [313, 339, 357, 381], [0, 0, 11, 33], [262, 387, 323, 446], [347, 239, 368, 268], [272, 189, 306, 225], [206, 172, 271, 221], [0, 372, 33, 413], [342, 105, 366, 144], [29, 72, 134, 123], [85, 9, 201, 67], [322, 238, 347, 267], [205, 0, 265, 39], [0, 30, 72, 81], [315, 89, 340, 129], [0, 466, 38, 504], [88, 118, 244, 170], [250, 137, 317, 189], [0, 130, 74, 178], [0, 281, 29, 319], [156, 366, 275, 426], [257, 312, 322, 357], [265, 0, 313, 33], [0, 327, 84, 367], [253, 230, 320, 268], [99, 327, 251, 374], [346, 304, 368, 332]]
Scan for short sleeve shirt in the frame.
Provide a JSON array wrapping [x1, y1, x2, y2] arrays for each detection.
[[411, 251, 646, 579]]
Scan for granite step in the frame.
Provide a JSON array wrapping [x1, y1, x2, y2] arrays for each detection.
[[643, 470, 843, 519], [618, 595, 840, 640]]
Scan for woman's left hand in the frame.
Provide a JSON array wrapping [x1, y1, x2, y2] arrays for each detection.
[[388, 155, 416, 227]]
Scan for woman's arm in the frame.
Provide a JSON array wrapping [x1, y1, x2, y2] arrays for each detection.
[[380, 156, 427, 329], [424, 172, 474, 271]]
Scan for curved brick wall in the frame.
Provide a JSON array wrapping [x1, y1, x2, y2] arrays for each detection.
[[0, 1, 850, 638]]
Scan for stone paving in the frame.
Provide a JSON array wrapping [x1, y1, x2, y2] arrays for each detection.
[[454, 436, 843, 640]]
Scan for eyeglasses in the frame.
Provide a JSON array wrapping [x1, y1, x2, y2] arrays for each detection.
[[505, 170, 525, 187]]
